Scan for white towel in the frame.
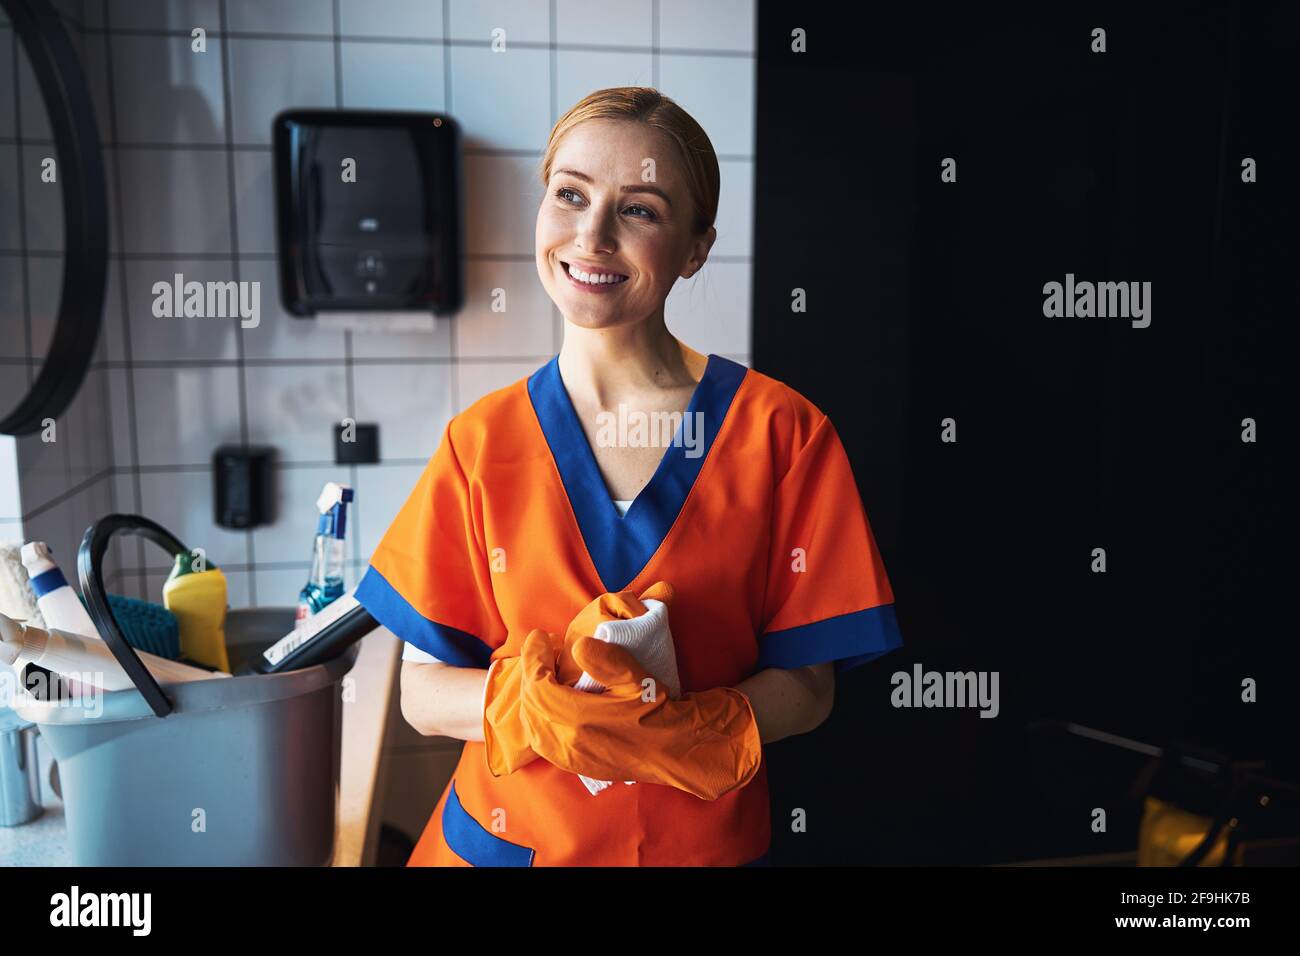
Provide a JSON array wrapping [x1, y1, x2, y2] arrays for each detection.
[[0, 541, 44, 630], [573, 598, 681, 795]]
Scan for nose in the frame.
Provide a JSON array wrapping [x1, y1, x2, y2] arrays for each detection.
[[573, 201, 617, 254]]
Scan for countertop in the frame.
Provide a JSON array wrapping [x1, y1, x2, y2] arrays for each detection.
[[0, 626, 400, 867]]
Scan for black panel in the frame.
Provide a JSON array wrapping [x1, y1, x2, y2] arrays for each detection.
[[754, 3, 1295, 864]]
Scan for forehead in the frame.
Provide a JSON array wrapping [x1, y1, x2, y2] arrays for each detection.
[[550, 118, 683, 184]]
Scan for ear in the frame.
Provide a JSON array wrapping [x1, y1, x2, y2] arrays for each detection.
[[681, 226, 717, 278]]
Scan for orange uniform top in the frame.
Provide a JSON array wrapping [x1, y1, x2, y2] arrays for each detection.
[[355, 353, 902, 866]]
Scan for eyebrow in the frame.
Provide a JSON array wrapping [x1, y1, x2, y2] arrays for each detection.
[[553, 168, 673, 207]]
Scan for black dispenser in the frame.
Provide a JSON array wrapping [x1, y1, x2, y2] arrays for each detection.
[[213, 444, 275, 529], [273, 109, 464, 317]]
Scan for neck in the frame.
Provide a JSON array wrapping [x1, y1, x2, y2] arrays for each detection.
[[557, 310, 704, 407]]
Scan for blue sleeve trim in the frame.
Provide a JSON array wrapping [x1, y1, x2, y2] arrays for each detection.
[[354, 565, 493, 669], [757, 603, 903, 674]]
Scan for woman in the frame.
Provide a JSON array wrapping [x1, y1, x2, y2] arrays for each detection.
[[355, 88, 902, 866]]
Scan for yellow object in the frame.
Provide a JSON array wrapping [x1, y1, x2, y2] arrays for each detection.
[[1137, 795, 1244, 866], [518, 628, 763, 801], [162, 567, 230, 673]]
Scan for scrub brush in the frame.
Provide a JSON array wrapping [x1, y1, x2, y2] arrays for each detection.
[[100, 593, 182, 660]]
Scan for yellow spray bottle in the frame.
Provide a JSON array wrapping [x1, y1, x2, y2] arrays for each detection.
[[162, 550, 230, 673]]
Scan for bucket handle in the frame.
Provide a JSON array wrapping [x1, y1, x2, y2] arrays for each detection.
[[77, 513, 187, 718]]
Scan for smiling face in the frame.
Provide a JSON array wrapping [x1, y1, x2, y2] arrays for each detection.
[[536, 118, 713, 331]]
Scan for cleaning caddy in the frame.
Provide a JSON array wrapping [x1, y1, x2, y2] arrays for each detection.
[[8, 514, 362, 866]]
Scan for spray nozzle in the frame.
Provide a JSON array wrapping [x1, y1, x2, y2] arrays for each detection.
[[314, 483, 354, 540], [316, 482, 354, 514], [20, 541, 52, 570]]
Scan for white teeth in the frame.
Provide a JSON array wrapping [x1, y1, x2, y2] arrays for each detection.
[[568, 264, 626, 285]]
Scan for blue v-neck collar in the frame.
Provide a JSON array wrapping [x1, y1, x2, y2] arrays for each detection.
[[527, 352, 748, 592]]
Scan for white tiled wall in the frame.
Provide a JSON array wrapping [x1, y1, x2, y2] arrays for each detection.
[[10, 0, 757, 617]]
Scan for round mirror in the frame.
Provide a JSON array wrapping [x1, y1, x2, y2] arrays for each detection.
[[0, 0, 107, 436]]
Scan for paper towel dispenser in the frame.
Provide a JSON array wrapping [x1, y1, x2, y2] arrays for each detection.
[[273, 109, 464, 317]]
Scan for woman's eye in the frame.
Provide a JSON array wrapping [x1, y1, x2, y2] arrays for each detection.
[[553, 188, 655, 220]]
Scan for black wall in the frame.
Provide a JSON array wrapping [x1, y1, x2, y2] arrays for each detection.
[[752, 3, 1295, 864]]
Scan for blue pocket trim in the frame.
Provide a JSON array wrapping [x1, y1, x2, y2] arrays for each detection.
[[441, 781, 535, 866]]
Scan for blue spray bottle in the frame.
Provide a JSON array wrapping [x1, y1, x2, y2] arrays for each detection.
[[294, 482, 353, 630]]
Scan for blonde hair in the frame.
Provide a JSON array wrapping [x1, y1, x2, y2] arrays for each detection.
[[540, 87, 720, 237]]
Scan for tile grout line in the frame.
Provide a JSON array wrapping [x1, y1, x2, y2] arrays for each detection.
[[0, 250, 753, 262], [73, 25, 757, 58], [9, 28, 34, 394], [100, 460, 435, 474], [85, 0, 120, 532], [73, 354, 571, 369], [445, 0, 459, 418], [18, 352, 750, 378], [332, 0, 343, 106], [14, 10, 79, 522], [0, 139, 758, 163], [18, 467, 115, 522], [218, 0, 258, 607], [99, 0, 148, 596], [652, 0, 660, 88], [549, 0, 560, 355], [334, 0, 363, 576]]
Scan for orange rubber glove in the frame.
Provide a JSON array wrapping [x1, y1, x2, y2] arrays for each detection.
[[555, 581, 675, 687], [518, 629, 763, 801], [481, 629, 560, 777], [482, 581, 676, 778]]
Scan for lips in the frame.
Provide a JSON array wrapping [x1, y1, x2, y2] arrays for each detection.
[[561, 260, 629, 287]]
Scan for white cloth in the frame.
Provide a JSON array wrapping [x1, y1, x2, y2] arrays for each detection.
[[0, 541, 44, 631], [574, 597, 681, 795]]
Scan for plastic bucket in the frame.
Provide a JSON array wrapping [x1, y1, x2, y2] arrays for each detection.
[[12, 607, 357, 866], [10, 514, 361, 865]]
